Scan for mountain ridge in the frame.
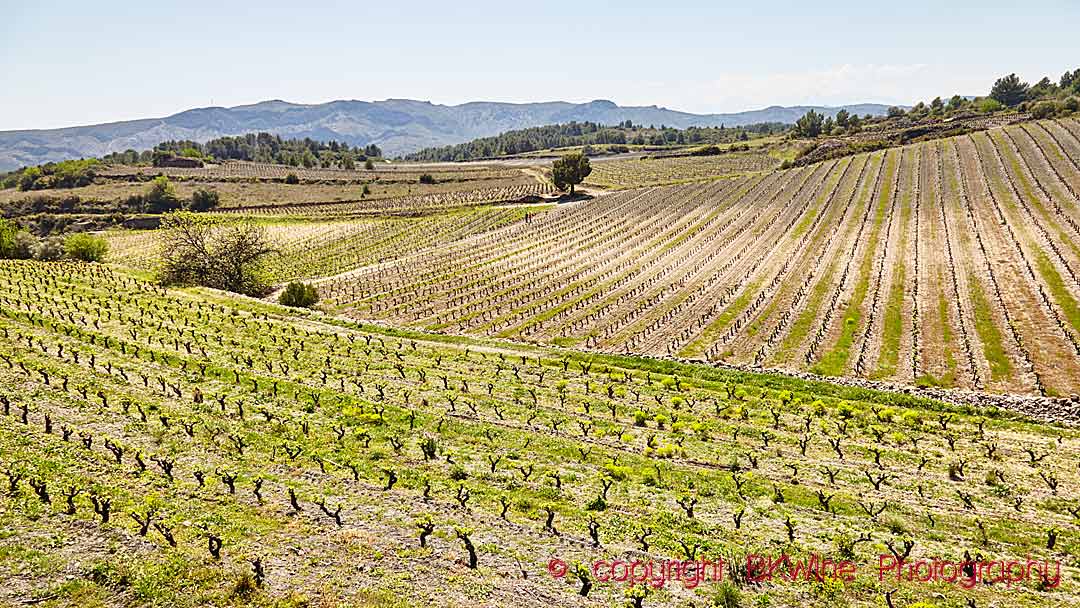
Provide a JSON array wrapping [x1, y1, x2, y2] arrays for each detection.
[[0, 98, 898, 170]]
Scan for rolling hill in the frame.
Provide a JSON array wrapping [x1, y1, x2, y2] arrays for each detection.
[[0, 99, 895, 171]]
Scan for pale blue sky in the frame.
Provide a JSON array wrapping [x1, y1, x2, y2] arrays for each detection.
[[2, 0, 1077, 130]]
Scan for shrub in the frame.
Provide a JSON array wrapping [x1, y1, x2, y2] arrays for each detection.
[[978, 98, 1004, 113], [279, 282, 319, 308], [144, 176, 182, 213], [64, 232, 109, 262], [364, 159, 375, 170], [836, 401, 856, 419], [712, 582, 742, 608], [418, 173, 436, 185], [11, 231, 37, 259], [602, 463, 630, 481], [10, 159, 100, 191], [1065, 97, 1079, 113], [284, 173, 300, 185], [189, 188, 220, 212], [0, 218, 22, 258], [585, 495, 607, 511], [34, 236, 65, 261], [1030, 101, 1061, 120], [158, 213, 274, 296]]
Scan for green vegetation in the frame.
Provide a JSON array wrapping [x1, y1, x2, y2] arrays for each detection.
[[968, 276, 1012, 381], [915, 281, 959, 388], [402, 120, 786, 162], [63, 232, 109, 262], [189, 187, 220, 212], [873, 152, 916, 378], [0, 261, 1075, 607], [1, 159, 101, 191], [279, 281, 319, 308], [552, 152, 592, 195], [0, 218, 23, 258], [1035, 253, 1080, 336], [813, 152, 893, 376], [793, 109, 824, 137], [158, 213, 275, 296], [104, 132, 383, 168]]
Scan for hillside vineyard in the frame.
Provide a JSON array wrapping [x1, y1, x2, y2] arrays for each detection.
[[323, 119, 1080, 396], [0, 262, 1076, 606]]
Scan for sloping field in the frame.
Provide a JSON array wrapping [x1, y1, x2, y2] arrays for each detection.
[[106, 205, 548, 284], [323, 119, 1080, 397], [584, 150, 780, 189], [0, 261, 1077, 607]]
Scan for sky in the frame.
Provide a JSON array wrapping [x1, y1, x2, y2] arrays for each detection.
[[1, 0, 1077, 131]]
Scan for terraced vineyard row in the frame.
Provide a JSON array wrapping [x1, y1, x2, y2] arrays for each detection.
[[98, 160, 522, 183], [106, 206, 546, 284], [1, 261, 1076, 607], [585, 151, 781, 189], [327, 119, 1080, 396], [218, 180, 556, 217]]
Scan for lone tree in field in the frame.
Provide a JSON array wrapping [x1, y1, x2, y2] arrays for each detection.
[[990, 73, 1029, 107], [159, 212, 275, 296], [552, 152, 592, 195]]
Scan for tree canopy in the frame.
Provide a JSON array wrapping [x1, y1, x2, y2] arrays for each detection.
[[793, 110, 825, 138], [103, 133, 383, 169], [552, 152, 592, 195], [990, 73, 1030, 107], [403, 121, 786, 162], [158, 213, 276, 296]]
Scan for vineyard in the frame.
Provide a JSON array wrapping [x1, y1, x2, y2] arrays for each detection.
[[216, 181, 555, 217], [96, 161, 522, 184], [321, 119, 1080, 397], [2, 161, 555, 220], [584, 151, 781, 189], [106, 206, 549, 284], [1, 261, 1077, 608]]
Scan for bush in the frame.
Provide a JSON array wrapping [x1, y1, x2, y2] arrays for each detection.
[[11, 232, 37, 259], [189, 188, 220, 212], [1065, 97, 1080, 113], [418, 173, 436, 185], [0, 219, 26, 258], [279, 282, 319, 308], [158, 213, 274, 296], [144, 176, 181, 213], [585, 495, 607, 511], [1030, 100, 1061, 120], [64, 232, 109, 262], [9, 159, 100, 191], [978, 98, 1004, 113], [284, 172, 300, 185], [34, 236, 65, 261]]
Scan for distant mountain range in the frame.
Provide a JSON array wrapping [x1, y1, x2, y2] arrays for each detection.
[[0, 99, 898, 170]]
